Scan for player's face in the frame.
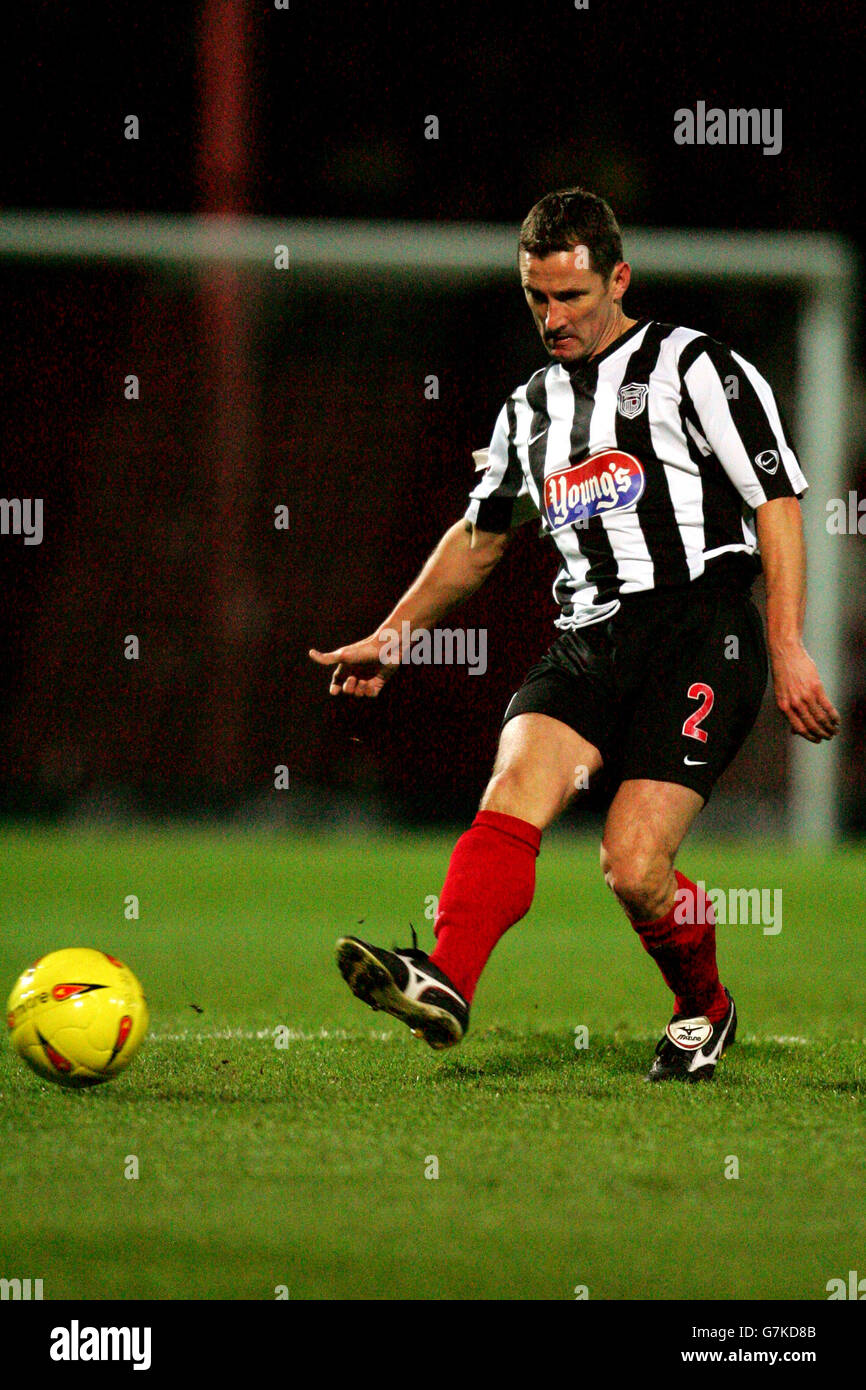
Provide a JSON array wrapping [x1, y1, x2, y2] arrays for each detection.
[[519, 248, 631, 363]]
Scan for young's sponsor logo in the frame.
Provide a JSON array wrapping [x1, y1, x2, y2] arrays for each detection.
[[542, 449, 645, 531]]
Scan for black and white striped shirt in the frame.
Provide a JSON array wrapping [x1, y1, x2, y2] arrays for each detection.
[[466, 319, 807, 629]]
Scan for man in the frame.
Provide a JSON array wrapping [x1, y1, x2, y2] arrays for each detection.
[[310, 188, 839, 1082]]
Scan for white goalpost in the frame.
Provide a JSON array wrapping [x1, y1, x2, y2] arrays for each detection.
[[1, 212, 855, 841]]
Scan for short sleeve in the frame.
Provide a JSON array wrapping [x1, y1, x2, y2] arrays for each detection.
[[678, 337, 807, 507], [465, 400, 538, 532]]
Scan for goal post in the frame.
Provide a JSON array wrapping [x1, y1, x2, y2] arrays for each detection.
[[1, 212, 855, 841]]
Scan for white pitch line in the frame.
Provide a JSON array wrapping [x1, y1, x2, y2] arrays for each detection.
[[147, 1027, 395, 1043], [144, 1030, 861, 1047]]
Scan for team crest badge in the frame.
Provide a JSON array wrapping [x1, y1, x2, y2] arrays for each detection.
[[617, 382, 648, 419]]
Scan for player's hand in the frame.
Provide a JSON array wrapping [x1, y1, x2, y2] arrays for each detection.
[[309, 635, 397, 697], [770, 641, 840, 742]]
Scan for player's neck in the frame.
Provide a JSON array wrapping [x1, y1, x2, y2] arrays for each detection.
[[591, 309, 638, 359]]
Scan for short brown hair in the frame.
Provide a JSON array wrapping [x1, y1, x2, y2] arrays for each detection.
[[519, 188, 624, 281]]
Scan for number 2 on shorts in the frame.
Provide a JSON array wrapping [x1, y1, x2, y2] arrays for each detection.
[[682, 682, 715, 743]]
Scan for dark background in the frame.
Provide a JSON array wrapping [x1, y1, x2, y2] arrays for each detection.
[[2, 1, 864, 828]]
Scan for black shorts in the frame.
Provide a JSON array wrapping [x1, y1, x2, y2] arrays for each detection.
[[501, 588, 768, 802]]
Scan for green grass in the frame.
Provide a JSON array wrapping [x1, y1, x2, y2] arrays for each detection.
[[0, 826, 863, 1300]]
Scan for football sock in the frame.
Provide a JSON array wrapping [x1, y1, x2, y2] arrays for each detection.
[[629, 870, 728, 1022], [429, 810, 541, 1003]]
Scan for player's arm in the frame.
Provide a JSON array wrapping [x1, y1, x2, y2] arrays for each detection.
[[309, 519, 512, 696], [679, 338, 839, 742], [755, 496, 840, 742]]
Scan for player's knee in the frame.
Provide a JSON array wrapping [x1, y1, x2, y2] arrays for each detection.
[[481, 764, 567, 829], [601, 836, 670, 919], [599, 840, 612, 883], [481, 766, 532, 818]]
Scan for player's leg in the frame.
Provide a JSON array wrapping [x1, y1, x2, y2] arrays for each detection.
[[428, 713, 602, 1000], [600, 777, 737, 1081], [336, 623, 613, 1047], [600, 777, 704, 923], [601, 592, 768, 1080], [337, 713, 602, 1048], [601, 777, 722, 1026], [478, 709, 602, 826]]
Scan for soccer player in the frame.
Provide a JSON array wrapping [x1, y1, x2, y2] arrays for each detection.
[[310, 188, 840, 1081]]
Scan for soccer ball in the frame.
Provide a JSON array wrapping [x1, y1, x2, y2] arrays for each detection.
[[6, 948, 149, 1088]]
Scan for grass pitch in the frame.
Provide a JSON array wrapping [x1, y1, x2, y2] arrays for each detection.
[[0, 825, 863, 1301]]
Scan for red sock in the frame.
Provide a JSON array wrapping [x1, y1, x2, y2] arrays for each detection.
[[630, 871, 728, 1021], [429, 810, 541, 1003]]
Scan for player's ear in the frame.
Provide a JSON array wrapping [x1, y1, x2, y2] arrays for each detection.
[[609, 261, 631, 300]]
